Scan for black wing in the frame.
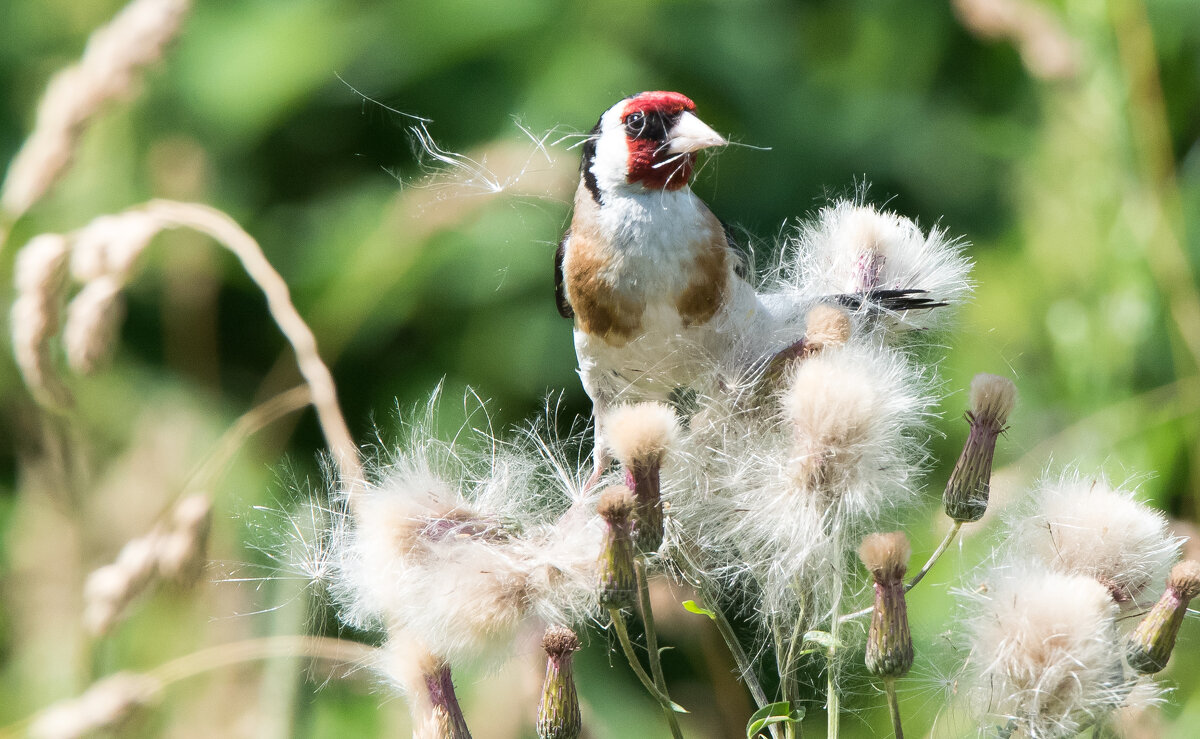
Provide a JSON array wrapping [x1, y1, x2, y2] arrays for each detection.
[[831, 288, 948, 313], [554, 231, 573, 319]]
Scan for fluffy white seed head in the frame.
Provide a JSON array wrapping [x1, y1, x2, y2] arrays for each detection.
[[969, 373, 1017, 426], [787, 200, 972, 332], [968, 569, 1127, 737], [782, 345, 924, 503], [670, 340, 932, 623], [321, 397, 606, 663], [335, 478, 529, 662], [1168, 560, 1200, 601], [803, 303, 852, 352], [1007, 473, 1177, 606], [859, 531, 911, 583], [605, 402, 678, 468]]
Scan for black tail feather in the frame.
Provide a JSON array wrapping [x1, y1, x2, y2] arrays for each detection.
[[831, 288, 948, 313]]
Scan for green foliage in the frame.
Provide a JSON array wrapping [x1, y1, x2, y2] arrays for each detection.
[[2, 0, 1199, 736]]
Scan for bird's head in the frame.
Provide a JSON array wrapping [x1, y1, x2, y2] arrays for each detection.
[[581, 91, 727, 199]]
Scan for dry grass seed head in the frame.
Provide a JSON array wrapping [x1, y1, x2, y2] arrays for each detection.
[[29, 671, 160, 739]]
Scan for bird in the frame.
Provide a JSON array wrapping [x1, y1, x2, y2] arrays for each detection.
[[554, 92, 943, 483]]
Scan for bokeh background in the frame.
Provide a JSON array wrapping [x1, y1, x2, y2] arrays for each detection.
[[1, 0, 1199, 736]]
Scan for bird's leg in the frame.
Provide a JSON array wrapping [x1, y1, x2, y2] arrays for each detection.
[[585, 447, 613, 492], [585, 410, 614, 492]]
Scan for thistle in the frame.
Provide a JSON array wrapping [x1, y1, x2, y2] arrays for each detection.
[[606, 403, 678, 554], [967, 570, 1126, 737], [596, 487, 637, 610], [536, 626, 583, 739], [1127, 560, 1200, 674], [859, 532, 914, 678], [1009, 474, 1176, 606], [943, 373, 1016, 522], [762, 303, 852, 380], [422, 659, 472, 739]]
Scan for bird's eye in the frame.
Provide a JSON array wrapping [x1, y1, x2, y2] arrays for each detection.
[[624, 112, 646, 136]]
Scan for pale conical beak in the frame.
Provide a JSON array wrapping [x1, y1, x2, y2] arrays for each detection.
[[666, 111, 728, 154]]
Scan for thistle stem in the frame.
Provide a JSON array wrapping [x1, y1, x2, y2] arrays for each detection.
[[780, 603, 807, 739], [636, 561, 685, 739], [703, 588, 771, 708], [905, 521, 961, 590], [607, 607, 677, 712], [840, 521, 962, 623], [826, 615, 840, 739], [883, 677, 903, 739]]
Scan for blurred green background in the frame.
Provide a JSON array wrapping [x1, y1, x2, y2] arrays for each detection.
[[1, 0, 1199, 736]]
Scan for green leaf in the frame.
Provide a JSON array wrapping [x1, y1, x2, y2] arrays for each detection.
[[682, 599, 717, 620], [745, 701, 804, 737], [802, 630, 843, 651]]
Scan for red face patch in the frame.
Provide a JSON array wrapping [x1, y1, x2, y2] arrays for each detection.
[[621, 91, 699, 190]]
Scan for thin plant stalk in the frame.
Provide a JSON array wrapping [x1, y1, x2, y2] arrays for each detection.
[[709, 594, 770, 709], [607, 607, 676, 708], [136, 200, 365, 499], [780, 604, 807, 739], [884, 677, 903, 739], [636, 562, 684, 739], [826, 616, 840, 739]]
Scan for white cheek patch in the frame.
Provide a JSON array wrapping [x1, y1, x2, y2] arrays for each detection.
[[590, 107, 631, 192]]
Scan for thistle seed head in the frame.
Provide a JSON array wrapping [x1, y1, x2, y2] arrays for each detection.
[[943, 373, 1016, 522], [597, 487, 637, 610], [858, 531, 911, 583], [537, 625, 582, 739], [969, 373, 1017, 427], [860, 532, 914, 678], [1127, 560, 1200, 674], [1009, 474, 1176, 606], [803, 303, 852, 352], [606, 402, 677, 470]]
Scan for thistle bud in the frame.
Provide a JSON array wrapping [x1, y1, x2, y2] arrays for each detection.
[[536, 626, 582, 739], [607, 403, 678, 554], [802, 304, 853, 353], [943, 374, 1016, 522], [1127, 560, 1200, 674], [596, 487, 637, 610], [859, 532, 914, 678], [762, 304, 852, 384]]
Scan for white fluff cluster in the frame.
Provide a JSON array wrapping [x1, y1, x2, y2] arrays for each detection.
[[957, 471, 1180, 735], [964, 569, 1129, 738], [1005, 472, 1178, 607], [321, 400, 606, 664], [776, 200, 972, 332], [669, 338, 934, 623], [318, 196, 969, 691]]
